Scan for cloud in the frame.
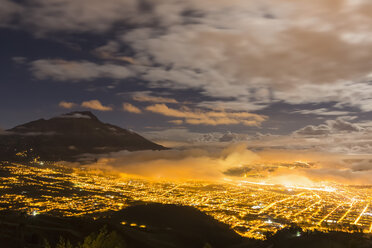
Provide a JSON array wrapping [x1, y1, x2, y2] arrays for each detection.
[[74, 143, 260, 180], [143, 128, 252, 148], [59, 101, 77, 109], [93, 41, 136, 64], [30, 59, 133, 81], [327, 118, 363, 132], [0, 0, 23, 25], [299, 164, 372, 185], [292, 108, 352, 116], [72, 143, 372, 184], [8, 0, 139, 34], [294, 124, 331, 136], [9, 0, 372, 114], [143, 128, 201, 147], [223, 161, 313, 178], [219, 132, 245, 142], [134, 119, 372, 184], [56, 113, 92, 119], [12, 57, 27, 64], [295, 118, 363, 136], [81, 100, 112, 111], [169, 120, 183, 125], [122, 103, 142, 114], [118, 0, 372, 112], [346, 159, 372, 172], [197, 100, 268, 112], [145, 104, 267, 126], [275, 81, 372, 112], [60, 100, 116, 111], [133, 92, 178, 104]]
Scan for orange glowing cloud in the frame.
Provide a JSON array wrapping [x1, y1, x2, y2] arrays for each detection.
[[133, 93, 178, 104], [145, 104, 267, 126], [81, 100, 112, 111], [74, 143, 260, 181], [122, 103, 142, 114], [59, 101, 77, 109]]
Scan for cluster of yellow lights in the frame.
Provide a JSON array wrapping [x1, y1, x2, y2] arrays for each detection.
[[0, 161, 371, 240]]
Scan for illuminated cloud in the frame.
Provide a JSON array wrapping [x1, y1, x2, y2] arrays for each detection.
[[30, 59, 133, 81], [122, 103, 142, 114], [143, 128, 251, 147], [275, 81, 372, 112], [118, 0, 372, 112], [169, 120, 183, 125], [59, 101, 77, 109], [77, 143, 372, 184], [292, 108, 352, 116], [80, 143, 260, 180], [294, 124, 331, 136], [294, 118, 363, 136], [146, 104, 267, 126], [133, 92, 178, 104], [81, 100, 112, 111], [4, 0, 138, 34], [10, 0, 372, 112], [0, 0, 23, 25], [93, 41, 136, 64], [219, 132, 243, 142]]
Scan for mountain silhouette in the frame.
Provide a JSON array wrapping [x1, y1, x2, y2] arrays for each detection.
[[0, 111, 166, 161]]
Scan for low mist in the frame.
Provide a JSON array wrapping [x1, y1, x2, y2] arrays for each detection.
[[69, 143, 372, 185]]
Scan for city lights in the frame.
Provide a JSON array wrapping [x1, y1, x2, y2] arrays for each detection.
[[0, 162, 371, 240]]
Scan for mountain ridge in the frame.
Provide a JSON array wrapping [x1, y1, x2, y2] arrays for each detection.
[[0, 111, 166, 161]]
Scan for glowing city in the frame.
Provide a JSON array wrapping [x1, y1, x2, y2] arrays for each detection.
[[1, 161, 371, 240]]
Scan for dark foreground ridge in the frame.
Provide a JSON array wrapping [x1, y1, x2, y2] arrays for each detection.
[[0, 111, 166, 161], [0, 203, 371, 248]]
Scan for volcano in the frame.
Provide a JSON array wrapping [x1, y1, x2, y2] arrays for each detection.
[[0, 111, 166, 161]]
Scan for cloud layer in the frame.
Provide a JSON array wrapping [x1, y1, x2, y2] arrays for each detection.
[[5, 0, 372, 112], [145, 104, 267, 126], [76, 143, 372, 185]]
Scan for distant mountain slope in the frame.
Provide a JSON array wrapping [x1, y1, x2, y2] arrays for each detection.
[[0, 111, 166, 161]]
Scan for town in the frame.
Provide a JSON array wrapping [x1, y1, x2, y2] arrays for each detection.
[[0, 162, 371, 240]]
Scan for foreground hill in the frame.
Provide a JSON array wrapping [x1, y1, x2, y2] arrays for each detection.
[[109, 203, 247, 248], [0, 204, 252, 248], [0, 111, 166, 161]]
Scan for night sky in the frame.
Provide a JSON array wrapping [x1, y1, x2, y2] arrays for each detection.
[[1, 0, 372, 183]]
